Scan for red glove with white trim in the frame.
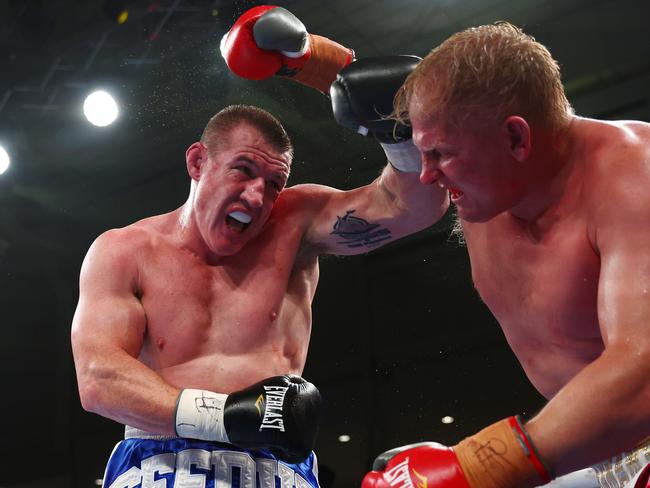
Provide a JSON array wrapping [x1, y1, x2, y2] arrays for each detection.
[[362, 417, 552, 488], [220, 5, 354, 93]]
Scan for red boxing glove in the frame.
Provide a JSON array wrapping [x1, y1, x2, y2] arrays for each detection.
[[363, 418, 552, 488], [221, 5, 354, 93], [362, 442, 471, 488]]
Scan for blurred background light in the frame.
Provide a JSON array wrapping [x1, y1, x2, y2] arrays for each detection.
[[0, 145, 10, 175], [83, 90, 119, 127]]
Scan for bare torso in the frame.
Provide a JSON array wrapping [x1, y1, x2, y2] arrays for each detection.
[[128, 196, 319, 394], [462, 119, 650, 399], [465, 210, 603, 398]]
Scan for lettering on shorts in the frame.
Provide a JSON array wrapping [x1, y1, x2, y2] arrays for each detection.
[[259, 386, 289, 432], [330, 210, 392, 249], [106, 448, 316, 488]]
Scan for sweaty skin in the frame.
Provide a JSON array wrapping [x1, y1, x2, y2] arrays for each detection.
[[71, 123, 448, 436], [412, 108, 650, 475]]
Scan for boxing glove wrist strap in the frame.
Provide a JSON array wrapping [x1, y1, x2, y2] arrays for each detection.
[[453, 416, 552, 488], [289, 34, 354, 93], [381, 139, 422, 173], [508, 416, 553, 484], [174, 389, 229, 442]]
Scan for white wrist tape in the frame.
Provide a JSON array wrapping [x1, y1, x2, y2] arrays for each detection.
[[175, 389, 229, 442], [380, 139, 422, 173]]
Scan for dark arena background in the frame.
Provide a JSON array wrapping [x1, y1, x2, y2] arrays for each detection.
[[1, 0, 649, 486]]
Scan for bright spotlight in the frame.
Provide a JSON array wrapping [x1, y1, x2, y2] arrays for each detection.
[[0, 145, 10, 175], [83, 90, 119, 127]]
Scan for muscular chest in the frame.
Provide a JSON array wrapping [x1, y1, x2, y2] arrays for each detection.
[[139, 225, 314, 355], [465, 215, 601, 342]]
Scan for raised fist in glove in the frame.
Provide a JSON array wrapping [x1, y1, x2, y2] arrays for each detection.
[[175, 374, 322, 463], [330, 55, 423, 172], [221, 5, 354, 93], [362, 417, 552, 488]]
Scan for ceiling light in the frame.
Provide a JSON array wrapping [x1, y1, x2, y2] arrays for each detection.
[[441, 416, 454, 424], [0, 145, 10, 175], [338, 434, 351, 443], [83, 90, 119, 127]]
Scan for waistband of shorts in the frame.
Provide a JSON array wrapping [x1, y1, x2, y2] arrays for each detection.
[[592, 437, 650, 488], [124, 425, 179, 440]]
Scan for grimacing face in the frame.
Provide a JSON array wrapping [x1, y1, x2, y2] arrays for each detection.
[[410, 102, 527, 223], [192, 124, 291, 256]]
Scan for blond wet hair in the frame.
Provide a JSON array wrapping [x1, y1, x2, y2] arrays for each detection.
[[394, 22, 573, 129]]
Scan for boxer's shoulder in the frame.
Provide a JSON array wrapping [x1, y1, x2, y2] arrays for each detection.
[[97, 219, 159, 252], [282, 183, 351, 208], [88, 215, 172, 270], [271, 183, 337, 225], [578, 118, 650, 172], [571, 119, 650, 242]]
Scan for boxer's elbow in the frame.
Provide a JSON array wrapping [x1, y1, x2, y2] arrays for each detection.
[[400, 184, 450, 232], [601, 341, 650, 410], [76, 360, 115, 414], [78, 383, 99, 413], [378, 170, 449, 227]]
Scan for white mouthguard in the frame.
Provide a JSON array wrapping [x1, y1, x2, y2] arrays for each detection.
[[228, 211, 252, 224]]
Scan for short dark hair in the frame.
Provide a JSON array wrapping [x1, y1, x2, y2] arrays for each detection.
[[200, 105, 293, 158]]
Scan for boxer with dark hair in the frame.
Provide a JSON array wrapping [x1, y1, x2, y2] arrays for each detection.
[[71, 11, 447, 486]]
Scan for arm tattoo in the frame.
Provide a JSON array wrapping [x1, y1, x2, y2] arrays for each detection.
[[330, 210, 392, 249]]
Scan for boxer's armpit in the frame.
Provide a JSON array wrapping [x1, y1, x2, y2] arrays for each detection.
[[330, 209, 392, 249]]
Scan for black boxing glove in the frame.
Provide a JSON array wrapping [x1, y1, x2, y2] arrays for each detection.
[[330, 55, 423, 172], [175, 375, 322, 463]]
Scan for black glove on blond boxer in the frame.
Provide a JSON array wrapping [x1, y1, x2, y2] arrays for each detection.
[[175, 375, 322, 463], [330, 55, 423, 172]]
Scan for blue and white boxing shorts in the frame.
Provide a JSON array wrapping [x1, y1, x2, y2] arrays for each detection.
[[102, 427, 320, 488]]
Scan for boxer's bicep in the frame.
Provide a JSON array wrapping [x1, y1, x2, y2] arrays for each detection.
[[298, 167, 447, 256], [71, 231, 180, 431], [595, 191, 650, 351], [295, 180, 406, 256], [71, 230, 147, 378]]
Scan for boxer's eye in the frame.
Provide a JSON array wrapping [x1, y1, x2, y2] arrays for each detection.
[[235, 166, 253, 178]]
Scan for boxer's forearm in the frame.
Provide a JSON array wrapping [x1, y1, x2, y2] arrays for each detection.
[[525, 343, 650, 475], [377, 163, 449, 233], [76, 348, 179, 434]]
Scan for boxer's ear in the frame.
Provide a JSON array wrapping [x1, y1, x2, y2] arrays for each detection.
[[503, 116, 530, 162], [186, 142, 206, 181]]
